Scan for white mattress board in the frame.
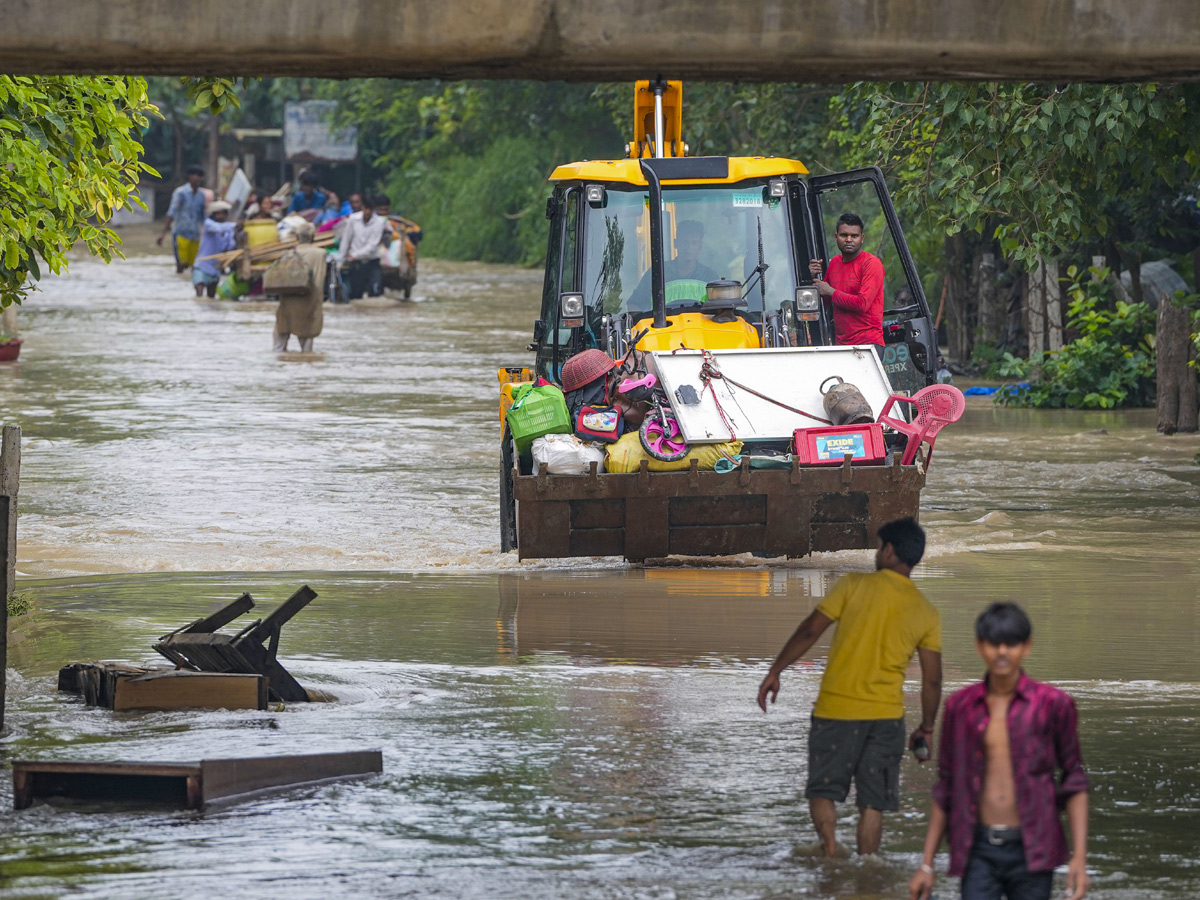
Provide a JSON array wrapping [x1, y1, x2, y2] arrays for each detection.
[[650, 346, 893, 443]]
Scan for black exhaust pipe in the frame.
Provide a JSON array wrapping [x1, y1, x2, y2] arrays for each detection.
[[639, 159, 668, 329]]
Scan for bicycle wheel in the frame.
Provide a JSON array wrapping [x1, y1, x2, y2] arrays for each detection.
[[639, 411, 689, 462]]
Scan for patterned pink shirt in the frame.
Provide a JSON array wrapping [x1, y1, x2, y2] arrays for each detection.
[[932, 672, 1089, 876]]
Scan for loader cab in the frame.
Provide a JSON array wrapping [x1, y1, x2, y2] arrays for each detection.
[[532, 162, 937, 393], [807, 167, 939, 393]]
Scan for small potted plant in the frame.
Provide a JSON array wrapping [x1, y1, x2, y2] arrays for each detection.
[[0, 331, 22, 362]]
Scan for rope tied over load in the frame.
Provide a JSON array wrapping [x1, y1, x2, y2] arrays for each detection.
[[697, 350, 832, 441]]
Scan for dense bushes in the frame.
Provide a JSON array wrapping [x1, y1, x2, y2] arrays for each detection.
[[998, 267, 1157, 409]]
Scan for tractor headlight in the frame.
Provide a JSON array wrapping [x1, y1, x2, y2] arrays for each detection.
[[560, 292, 585, 328], [585, 184, 607, 207], [795, 287, 819, 310], [795, 286, 820, 322]]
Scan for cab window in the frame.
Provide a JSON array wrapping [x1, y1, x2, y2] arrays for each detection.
[[580, 185, 796, 321]]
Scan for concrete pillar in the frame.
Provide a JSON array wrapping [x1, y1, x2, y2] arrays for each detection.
[[0, 424, 19, 733]]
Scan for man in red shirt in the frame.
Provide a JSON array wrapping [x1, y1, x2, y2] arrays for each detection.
[[808, 213, 885, 346]]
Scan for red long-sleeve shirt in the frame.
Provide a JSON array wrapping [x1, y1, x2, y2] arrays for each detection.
[[824, 251, 885, 346]]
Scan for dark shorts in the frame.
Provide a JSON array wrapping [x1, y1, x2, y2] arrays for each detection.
[[805, 716, 905, 811]]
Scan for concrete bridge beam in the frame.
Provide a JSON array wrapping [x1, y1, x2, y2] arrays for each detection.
[[3, 0, 1200, 81]]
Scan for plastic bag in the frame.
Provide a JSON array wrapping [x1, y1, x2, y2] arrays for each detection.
[[713, 453, 794, 473], [216, 272, 250, 300], [604, 432, 742, 473], [531, 434, 607, 475]]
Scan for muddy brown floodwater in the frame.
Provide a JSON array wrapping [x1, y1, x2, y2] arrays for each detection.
[[1, 227, 1199, 899]]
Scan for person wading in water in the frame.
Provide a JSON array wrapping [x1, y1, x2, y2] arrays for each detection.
[[909, 603, 1090, 900], [757, 516, 942, 856]]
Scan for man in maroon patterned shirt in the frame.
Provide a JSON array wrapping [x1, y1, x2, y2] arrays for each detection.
[[909, 603, 1090, 900], [808, 213, 885, 347]]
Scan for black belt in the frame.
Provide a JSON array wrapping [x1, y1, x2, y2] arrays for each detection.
[[976, 824, 1023, 845]]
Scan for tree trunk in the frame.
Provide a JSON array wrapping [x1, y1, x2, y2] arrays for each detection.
[[1045, 258, 1063, 352], [1156, 293, 1199, 434], [976, 248, 1002, 347], [943, 234, 971, 365], [1116, 244, 1144, 305], [171, 119, 184, 182], [1025, 257, 1048, 356]]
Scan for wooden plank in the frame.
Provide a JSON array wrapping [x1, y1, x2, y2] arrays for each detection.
[[200, 751, 384, 805], [15, 760, 201, 777], [234, 640, 309, 702], [13, 751, 382, 811], [180, 592, 256, 635], [243, 585, 316, 644], [113, 672, 267, 711], [12, 760, 200, 810], [58, 662, 149, 708]]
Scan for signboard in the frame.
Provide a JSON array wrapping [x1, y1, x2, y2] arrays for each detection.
[[283, 101, 358, 163]]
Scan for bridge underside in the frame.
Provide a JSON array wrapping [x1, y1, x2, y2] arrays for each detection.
[[6, 0, 1200, 81]]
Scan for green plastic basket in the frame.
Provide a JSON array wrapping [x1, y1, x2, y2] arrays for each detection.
[[508, 383, 572, 452]]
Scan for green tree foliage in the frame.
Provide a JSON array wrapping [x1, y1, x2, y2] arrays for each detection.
[[180, 76, 257, 115], [999, 267, 1157, 408], [0, 76, 157, 308], [837, 82, 1200, 271], [323, 81, 623, 265]]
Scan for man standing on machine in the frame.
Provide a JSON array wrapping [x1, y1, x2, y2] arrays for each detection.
[[809, 213, 885, 347]]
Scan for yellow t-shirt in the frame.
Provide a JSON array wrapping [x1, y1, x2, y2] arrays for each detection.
[[812, 568, 941, 720]]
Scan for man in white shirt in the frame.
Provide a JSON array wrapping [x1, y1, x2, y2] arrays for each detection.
[[337, 194, 390, 299]]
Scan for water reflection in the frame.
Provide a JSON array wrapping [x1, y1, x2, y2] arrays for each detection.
[[3, 569, 1198, 898]]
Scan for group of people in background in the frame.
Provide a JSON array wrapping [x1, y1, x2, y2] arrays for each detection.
[[157, 166, 408, 352]]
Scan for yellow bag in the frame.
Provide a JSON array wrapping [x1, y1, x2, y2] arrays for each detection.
[[604, 431, 742, 473]]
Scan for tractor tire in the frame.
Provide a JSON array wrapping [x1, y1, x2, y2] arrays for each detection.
[[500, 427, 518, 552]]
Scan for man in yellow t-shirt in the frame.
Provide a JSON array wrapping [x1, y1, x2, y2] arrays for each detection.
[[757, 517, 942, 857]]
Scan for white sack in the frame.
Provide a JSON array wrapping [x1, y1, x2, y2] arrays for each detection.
[[531, 433, 607, 475]]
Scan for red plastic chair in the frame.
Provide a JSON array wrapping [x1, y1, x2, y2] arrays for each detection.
[[876, 384, 966, 466]]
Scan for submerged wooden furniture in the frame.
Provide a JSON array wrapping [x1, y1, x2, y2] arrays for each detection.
[[12, 750, 383, 810], [58, 663, 267, 711], [153, 586, 317, 702]]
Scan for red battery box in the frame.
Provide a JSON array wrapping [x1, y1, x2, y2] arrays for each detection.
[[794, 423, 887, 466]]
